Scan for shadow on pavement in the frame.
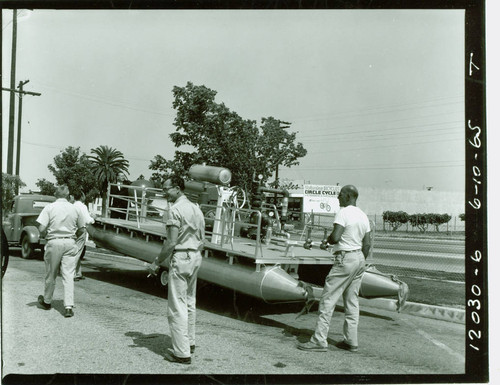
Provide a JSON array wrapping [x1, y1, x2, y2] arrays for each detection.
[[30, 298, 69, 317], [65, 253, 395, 337], [125, 331, 172, 358]]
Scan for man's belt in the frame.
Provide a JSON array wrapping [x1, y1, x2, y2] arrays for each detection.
[[333, 249, 361, 255], [48, 236, 75, 241]]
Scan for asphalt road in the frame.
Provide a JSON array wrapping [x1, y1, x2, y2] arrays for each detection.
[[371, 237, 464, 274], [1, 247, 465, 378], [293, 231, 464, 274]]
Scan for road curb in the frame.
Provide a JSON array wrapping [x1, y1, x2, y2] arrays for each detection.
[[359, 297, 465, 324]]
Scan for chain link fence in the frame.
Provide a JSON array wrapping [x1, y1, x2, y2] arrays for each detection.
[[297, 212, 465, 282]]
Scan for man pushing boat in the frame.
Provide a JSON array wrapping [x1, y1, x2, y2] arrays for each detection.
[[298, 184, 371, 353]]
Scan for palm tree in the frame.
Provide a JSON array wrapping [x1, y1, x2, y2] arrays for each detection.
[[87, 145, 130, 215]]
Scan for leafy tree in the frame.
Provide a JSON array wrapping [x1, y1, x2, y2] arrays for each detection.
[[36, 178, 56, 196], [88, 145, 130, 214], [149, 82, 307, 194], [429, 213, 452, 232], [46, 146, 99, 204], [256, 117, 307, 188], [408, 214, 431, 233], [1, 174, 26, 214], [383, 211, 409, 231], [459, 213, 465, 221]]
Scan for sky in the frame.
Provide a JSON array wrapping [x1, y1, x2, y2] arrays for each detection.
[[2, 9, 465, 193]]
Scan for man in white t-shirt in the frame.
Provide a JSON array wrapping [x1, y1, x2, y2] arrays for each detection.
[[298, 185, 371, 353]]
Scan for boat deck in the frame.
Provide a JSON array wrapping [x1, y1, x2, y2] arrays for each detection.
[[95, 217, 336, 265]]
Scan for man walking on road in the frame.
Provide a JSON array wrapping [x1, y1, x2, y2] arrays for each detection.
[[147, 175, 205, 365], [72, 190, 95, 281], [36, 185, 86, 318], [298, 184, 371, 353]]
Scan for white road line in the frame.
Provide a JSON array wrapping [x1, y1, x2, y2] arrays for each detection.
[[89, 250, 132, 259], [402, 318, 465, 362]]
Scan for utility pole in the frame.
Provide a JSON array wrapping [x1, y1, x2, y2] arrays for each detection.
[[2, 81, 41, 193], [15, 80, 41, 186], [274, 120, 290, 188], [7, 10, 18, 174]]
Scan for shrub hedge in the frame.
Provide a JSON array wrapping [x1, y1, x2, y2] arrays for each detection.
[[383, 211, 452, 233]]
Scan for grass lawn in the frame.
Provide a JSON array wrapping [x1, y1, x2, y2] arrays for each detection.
[[399, 276, 464, 309], [375, 265, 465, 309]]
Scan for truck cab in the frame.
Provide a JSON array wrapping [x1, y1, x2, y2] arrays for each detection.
[[2, 194, 55, 258]]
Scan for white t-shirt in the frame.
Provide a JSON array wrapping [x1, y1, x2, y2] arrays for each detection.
[[74, 200, 94, 226], [333, 205, 370, 251]]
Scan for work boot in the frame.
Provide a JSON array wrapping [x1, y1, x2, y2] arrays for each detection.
[[37, 295, 51, 310], [335, 340, 358, 352], [165, 353, 191, 365], [297, 341, 327, 352]]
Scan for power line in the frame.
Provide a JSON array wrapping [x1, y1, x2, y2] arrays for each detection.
[[291, 109, 464, 136], [35, 81, 175, 117], [306, 137, 463, 155], [298, 120, 463, 141], [288, 163, 464, 171], [301, 128, 463, 145], [20, 140, 154, 163], [285, 94, 464, 123]]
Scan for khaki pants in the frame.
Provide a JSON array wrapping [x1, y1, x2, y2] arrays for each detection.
[[43, 238, 77, 308], [74, 230, 87, 278], [167, 251, 202, 358], [310, 250, 365, 347]]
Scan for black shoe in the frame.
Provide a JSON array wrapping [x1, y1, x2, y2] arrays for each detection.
[[190, 345, 195, 354], [74, 276, 85, 281], [165, 353, 191, 365], [335, 340, 358, 352], [38, 295, 51, 310], [64, 308, 74, 318]]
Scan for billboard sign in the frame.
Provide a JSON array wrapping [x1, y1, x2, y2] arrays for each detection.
[[303, 184, 341, 214]]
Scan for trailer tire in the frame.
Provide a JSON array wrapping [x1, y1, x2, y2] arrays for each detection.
[[21, 234, 35, 259], [158, 268, 169, 289]]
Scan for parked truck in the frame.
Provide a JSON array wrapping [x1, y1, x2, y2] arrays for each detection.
[[2, 194, 56, 259]]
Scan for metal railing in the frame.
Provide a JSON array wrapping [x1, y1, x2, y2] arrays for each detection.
[[201, 203, 280, 261], [105, 183, 165, 229]]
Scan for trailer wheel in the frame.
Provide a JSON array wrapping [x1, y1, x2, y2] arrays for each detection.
[[21, 234, 35, 259], [158, 268, 169, 289]]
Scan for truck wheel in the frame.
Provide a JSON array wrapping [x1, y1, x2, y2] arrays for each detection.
[[21, 234, 35, 259]]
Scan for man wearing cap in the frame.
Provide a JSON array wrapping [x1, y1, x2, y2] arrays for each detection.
[[36, 185, 86, 318], [298, 184, 371, 353], [147, 175, 205, 365]]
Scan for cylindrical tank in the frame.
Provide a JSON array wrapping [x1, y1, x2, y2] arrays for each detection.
[[189, 165, 231, 185], [128, 179, 157, 198], [87, 223, 308, 303], [184, 180, 207, 193], [87, 222, 406, 304]]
